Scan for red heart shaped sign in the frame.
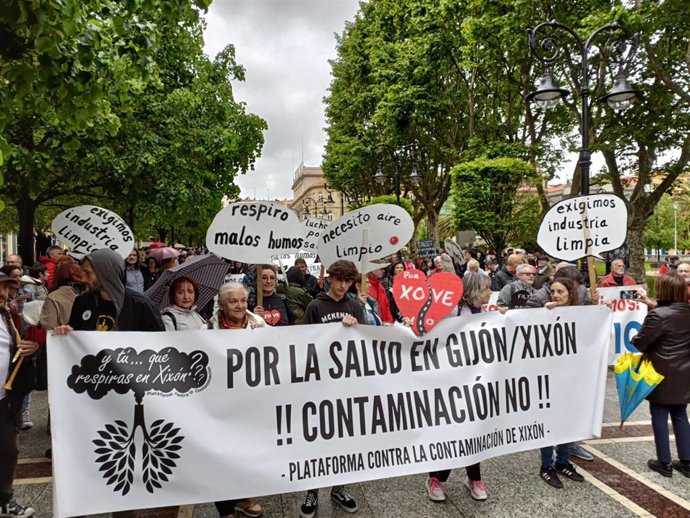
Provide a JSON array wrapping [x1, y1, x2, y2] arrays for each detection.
[[263, 309, 282, 326], [393, 269, 463, 336]]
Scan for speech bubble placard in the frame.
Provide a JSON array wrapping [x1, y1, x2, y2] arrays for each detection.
[[317, 204, 414, 273], [537, 193, 628, 261], [206, 201, 306, 263], [52, 205, 135, 259], [444, 238, 463, 264], [302, 218, 330, 253]]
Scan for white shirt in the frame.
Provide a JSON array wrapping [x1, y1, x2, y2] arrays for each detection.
[[0, 316, 11, 401]]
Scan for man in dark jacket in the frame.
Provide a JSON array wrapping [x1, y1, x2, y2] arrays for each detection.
[[0, 272, 38, 517], [295, 258, 322, 299], [492, 253, 522, 291], [65, 248, 164, 332]]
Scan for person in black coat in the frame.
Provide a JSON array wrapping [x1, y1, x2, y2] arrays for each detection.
[[632, 273, 690, 478]]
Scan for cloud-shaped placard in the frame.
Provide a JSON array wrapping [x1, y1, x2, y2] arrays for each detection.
[[302, 218, 329, 253], [206, 201, 306, 263], [52, 205, 135, 259], [317, 204, 414, 273], [537, 193, 628, 261]]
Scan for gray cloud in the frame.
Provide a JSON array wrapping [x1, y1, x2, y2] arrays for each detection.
[[204, 0, 361, 200]]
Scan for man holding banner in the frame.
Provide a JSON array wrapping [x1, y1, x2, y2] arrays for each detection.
[[300, 260, 363, 518]]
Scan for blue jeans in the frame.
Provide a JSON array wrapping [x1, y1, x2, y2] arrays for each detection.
[[650, 402, 690, 464], [540, 444, 570, 469], [21, 393, 30, 413]]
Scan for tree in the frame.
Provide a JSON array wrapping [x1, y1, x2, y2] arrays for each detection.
[[0, 3, 266, 261], [451, 157, 538, 255]]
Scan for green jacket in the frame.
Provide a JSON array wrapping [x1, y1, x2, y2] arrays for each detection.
[[276, 282, 313, 323]]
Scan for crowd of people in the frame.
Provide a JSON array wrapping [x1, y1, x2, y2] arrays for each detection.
[[1, 242, 689, 518]]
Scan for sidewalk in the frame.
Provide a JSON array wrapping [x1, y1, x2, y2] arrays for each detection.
[[13, 370, 690, 518]]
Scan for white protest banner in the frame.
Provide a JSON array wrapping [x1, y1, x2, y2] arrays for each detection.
[[50, 306, 610, 517], [52, 205, 134, 259], [317, 204, 414, 272], [302, 218, 330, 253], [537, 194, 628, 261], [206, 201, 306, 263], [597, 285, 646, 364]]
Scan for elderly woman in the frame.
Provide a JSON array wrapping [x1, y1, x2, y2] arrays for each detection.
[[426, 272, 492, 503], [631, 273, 690, 478], [161, 277, 207, 331], [211, 282, 265, 330], [206, 281, 265, 518]]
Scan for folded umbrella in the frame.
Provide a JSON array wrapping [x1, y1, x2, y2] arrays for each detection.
[[614, 352, 664, 428], [144, 254, 230, 311]]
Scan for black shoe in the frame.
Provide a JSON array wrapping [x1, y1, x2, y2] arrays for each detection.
[[330, 486, 358, 513], [0, 499, 35, 517], [672, 460, 690, 478], [647, 459, 673, 477], [299, 491, 318, 518], [555, 462, 585, 482], [44, 448, 51, 459], [539, 466, 563, 488]]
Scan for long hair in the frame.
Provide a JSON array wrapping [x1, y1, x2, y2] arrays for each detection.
[[549, 278, 579, 306], [461, 272, 492, 307], [655, 273, 688, 303]]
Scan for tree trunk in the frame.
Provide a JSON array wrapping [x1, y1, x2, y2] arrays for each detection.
[[427, 208, 439, 249], [627, 211, 648, 283], [16, 192, 37, 265]]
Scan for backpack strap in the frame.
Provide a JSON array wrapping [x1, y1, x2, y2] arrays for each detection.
[[162, 311, 177, 330]]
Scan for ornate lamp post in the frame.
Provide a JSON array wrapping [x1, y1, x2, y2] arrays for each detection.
[[374, 143, 420, 205], [526, 20, 641, 196], [301, 194, 332, 220]]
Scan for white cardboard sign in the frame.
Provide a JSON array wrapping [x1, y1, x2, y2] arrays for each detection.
[[317, 204, 414, 273], [52, 205, 134, 259], [537, 194, 628, 261], [206, 202, 306, 263], [302, 218, 330, 253]]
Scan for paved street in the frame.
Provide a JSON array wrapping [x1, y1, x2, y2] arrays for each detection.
[[13, 369, 690, 518]]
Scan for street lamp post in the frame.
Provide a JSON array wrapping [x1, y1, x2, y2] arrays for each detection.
[[527, 20, 641, 288], [374, 144, 420, 205], [527, 20, 641, 196], [301, 193, 333, 221]]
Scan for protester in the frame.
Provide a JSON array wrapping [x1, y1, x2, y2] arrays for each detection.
[[386, 261, 407, 323], [6, 255, 29, 276], [276, 266, 313, 323], [631, 273, 690, 478], [492, 253, 522, 291], [207, 282, 265, 517], [539, 277, 586, 488], [39, 261, 85, 331], [295, 258, 322, 299], [533, 256, 552, 289], [497, 263, 537, 309], [659, 255, 680, 275], [142, 257, 160, 291], [484, 255, 499, 281], [161, 277, 207, 331], [124, 248, 145, 293], [0, 271, 38, 517], [463, 259, 486, 277], [20, 263, 48, 301], [300, 260, 362, 518], [250, 264, 296, 326], [598, 259, 636, 287], [349, 278, 383, 326], [367, 267, 393, 323], [39, 246, 63, 289], [53, 248, 164, 333], [426, 272, 492, 503]]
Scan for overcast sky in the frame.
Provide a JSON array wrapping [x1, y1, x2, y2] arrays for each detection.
[[203, 0, 362, 201]]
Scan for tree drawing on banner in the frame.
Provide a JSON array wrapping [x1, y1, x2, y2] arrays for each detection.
[[68, 348, 210, 495]]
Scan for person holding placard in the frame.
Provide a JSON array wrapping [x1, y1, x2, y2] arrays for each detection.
[[206, 282, 265, 517], [631, 273, 690, 479], [426, 272, 492, 503], [300, 260, 362, 518], [538, 278, 587, 488], [250, 264, 296, 327]]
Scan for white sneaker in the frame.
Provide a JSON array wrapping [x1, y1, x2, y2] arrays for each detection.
[[20, 411, 33, 430], [425, 476, 446, 502], [464, 478, 488, 501]]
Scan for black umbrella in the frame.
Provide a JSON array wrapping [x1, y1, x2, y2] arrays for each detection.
[[144, 254, 230, 310]]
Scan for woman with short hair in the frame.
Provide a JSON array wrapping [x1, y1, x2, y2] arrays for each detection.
[[632, 273, 690, 478]]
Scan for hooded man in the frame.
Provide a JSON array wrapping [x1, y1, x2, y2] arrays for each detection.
[[0, 271, 38, 517], [55, 248, 164, 332]]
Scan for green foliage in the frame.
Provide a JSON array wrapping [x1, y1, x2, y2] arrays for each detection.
[[644, 194, 688, 252], [363, 195, 414, 218], [451, 157, 538, 254]]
